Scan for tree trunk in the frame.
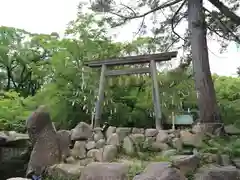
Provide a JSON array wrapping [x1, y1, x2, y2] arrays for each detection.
[[188, 0, 222, 126]]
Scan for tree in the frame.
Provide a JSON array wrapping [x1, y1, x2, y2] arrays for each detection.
[[188, 0, 221, 125], [86, 0, 240, 130], [0, 26, 51, 96], [1, 7, 240, 132], [0, 14, 166, 130]]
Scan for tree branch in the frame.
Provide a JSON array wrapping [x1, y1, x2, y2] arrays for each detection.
[[207, 26, 226, 39], [171, 0, 187, 41], [110, 0, 183, 25], [204, 7, 240, 43], [208, 0, 240, 26], [120, 3, 137, 17], [134, 16, 146, 37]]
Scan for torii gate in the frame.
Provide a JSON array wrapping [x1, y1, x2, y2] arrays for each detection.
[[84, 51, 178, 130]]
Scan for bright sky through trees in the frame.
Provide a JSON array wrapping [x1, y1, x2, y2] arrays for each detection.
[[0, 0, 239, 76]]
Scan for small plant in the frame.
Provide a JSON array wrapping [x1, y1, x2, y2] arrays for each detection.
[[186, 171, 195, 180], [127, 161, 147, 179]]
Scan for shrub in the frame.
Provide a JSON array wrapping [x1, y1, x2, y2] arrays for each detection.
[[0, 91, 32, 132]]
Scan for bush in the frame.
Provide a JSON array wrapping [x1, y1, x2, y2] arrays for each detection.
[[0, 91, 32, 132]]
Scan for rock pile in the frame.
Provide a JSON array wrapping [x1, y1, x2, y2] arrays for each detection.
[[66, 126, 203, 164], [5, 122, 240, 180], [45, 123, 240, 180]]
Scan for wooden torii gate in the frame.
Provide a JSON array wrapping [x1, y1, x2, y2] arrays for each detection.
[[84, 51, 178, 130]]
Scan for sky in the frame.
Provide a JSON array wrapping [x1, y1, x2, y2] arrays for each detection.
[[0, 0, 239, 76]]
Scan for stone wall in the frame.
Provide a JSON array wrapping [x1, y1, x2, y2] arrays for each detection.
[[46, 123, 240, 180], [5, 123, 240, 180], [2, 123, 238, 167], [66, 124, 203, 165]]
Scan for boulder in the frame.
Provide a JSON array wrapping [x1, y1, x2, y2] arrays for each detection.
[[71, 122, 93, 141], [25, 105, 61, 177], [93, 128, 104, 141], [93, 145, 118, 162], [201, 153, 219, 164], [130, 134, 145, 145], [0, 131, 29, 146], [132, 128, 144, 134], [123, 136, 135, 155], [180, 130, 203, 147], [192, 123, 224, 136], [71, 141, 86, 159], [156, 130, 169, 143], [171, 155, 200, 175], [151, 142, 169, 151], [171, 138, 183, 151], [65, 156, 76, 164], [102, 145, 118, 162], [80, 162, 129, 180], [194, 165, 240, 180], [107, 133, 120, 146], [87, 149, 100, 158], [143, 137, 155, 149], [106, 126, 116, 139], [116, 127, 131, 141], [95, 139, 105, 149], [79, 158, 94, 166], [145, 129, 158, 137], [95, 148, 104, 162], [47, 163, 84, 179], [133, 162, 186, 180], [85, 141, 96, 150], [56, 130, 72, 161]]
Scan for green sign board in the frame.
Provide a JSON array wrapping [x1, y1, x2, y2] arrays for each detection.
[[174, 114, 194, 125]]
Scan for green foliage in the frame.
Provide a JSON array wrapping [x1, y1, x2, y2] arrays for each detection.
[[0, 10, 240, 132], [213, 75, 240, 125], [200, 136, 240, 158], [0, 91, 31, 131], [127, 162, 146, 179]]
